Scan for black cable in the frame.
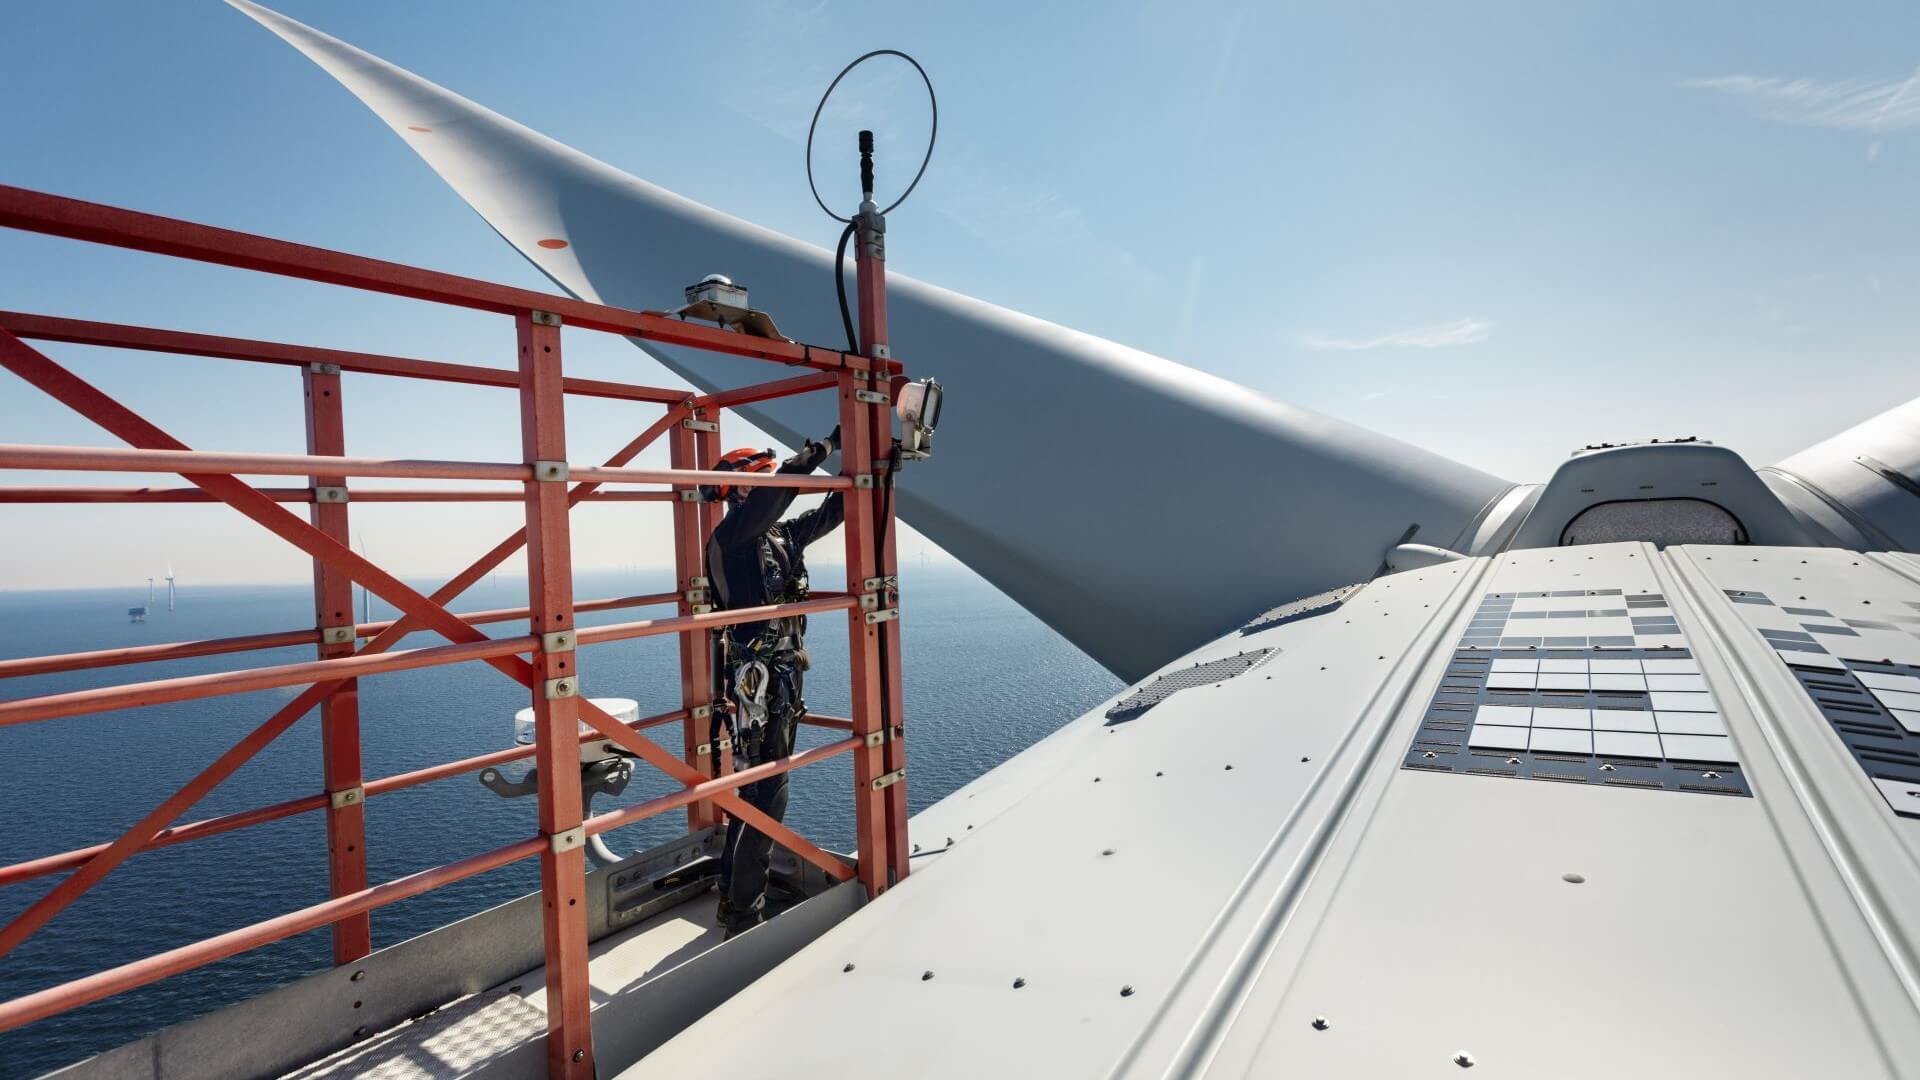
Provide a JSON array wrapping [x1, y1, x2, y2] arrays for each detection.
[[834, 220, 859, 354], [806, 50, 938, 223]]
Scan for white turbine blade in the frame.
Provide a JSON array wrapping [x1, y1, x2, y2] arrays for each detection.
[[230, 1, 1512, 679], [1763, 395, 1920, 551]]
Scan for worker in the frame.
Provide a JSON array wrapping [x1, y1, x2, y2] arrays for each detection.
[[706, 427, 843, 937]]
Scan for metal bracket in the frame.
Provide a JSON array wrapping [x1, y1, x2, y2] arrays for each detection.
[[862, 576, 898, 592], [691, 703, 713, 721], [319, 624, 355, 646], [544, 676, 579, 700], [859, 592, 880, 612], [853, 475, 876, 489], [530, 310, 562, 327], [313, 486, 349, 504], [549, 826, 585, 854], [684, 587, 710, 606], [865, 608, 899, 625], [863, 728, 900, 748], [869, 768, 905, 791], [541, 629, 574, 654], [532, 460, 568, 482], [855, 388, 889, 405], [308, 362, 341, 376], [682, 418, 720, 433], [871, 344, 892, 360], [329, 786, 364, 810], [679, 489, 706, 502]]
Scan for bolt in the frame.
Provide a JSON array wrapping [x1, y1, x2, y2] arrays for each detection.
[[1454, 1051, 1476, 1068], [1013, 977, 1027, 989], [844, 963, 855, 972], [1563, 872, 1585, 884], [1101, 848, 1115, 856], [1422, 751, 1437, 759], [1311, 1016, 1330, 1031], [1703, 771, 1722, 780], [1599, 763, 1615, 772], [1225, 764, 1234, 771], [1155, 771, 1164, 777], [354, 1027, 368, 1039], [350, 970, 366, 982], [922, 970, 935, 981], [1120, 985, 1135, 997], [573, 1049, 586, 1062]]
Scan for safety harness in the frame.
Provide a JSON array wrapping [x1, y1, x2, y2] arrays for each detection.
[[712, 522, 812, 763]]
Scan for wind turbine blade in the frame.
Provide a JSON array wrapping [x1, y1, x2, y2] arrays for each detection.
[[230, 1, 1512, 679], [1762, 395, 1920, 551]]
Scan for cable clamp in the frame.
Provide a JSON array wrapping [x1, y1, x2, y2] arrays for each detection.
[[855, 388, 889, 405], [532, 460, 568, 482], [319, 624, 355, 646], [308, 362, 341, 376], [865, 608, 899, 625], [530, 310, 562, 327], [682, 418, 720, 433], [329, 785, 364, 810], [540, 630, 574, 654], [544, 677, 579, 700], [869, 767, 905, 792], [549, 826, 585, 854]]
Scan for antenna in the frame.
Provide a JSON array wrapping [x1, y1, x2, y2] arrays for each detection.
[[165, 563, 176, 613]]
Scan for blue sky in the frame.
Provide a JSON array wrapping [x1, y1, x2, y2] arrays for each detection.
[[2, 0, 1917, 590]]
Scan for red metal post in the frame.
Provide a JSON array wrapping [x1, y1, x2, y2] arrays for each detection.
[[670, 414, 722, 831], [838, 369, 891, 900], [856, 213, 912, 884], [301, 363, 371, 964], [516, 310, 594, 1079]]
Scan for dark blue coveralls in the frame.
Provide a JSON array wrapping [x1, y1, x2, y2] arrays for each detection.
[[707, 438, 843, 933]]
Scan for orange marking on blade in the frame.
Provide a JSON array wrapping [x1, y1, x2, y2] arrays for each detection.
[[407, 126, 432, 133], [537, 239, 570, 250]]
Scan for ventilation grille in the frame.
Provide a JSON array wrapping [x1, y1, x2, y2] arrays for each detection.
[[1105, 648, 1277, 725], [1240, 584, 1361, 636]]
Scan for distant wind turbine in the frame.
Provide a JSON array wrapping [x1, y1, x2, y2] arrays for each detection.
[[165, 563, 176, 613]]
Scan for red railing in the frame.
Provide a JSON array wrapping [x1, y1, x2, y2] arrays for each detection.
[[0, 184, 911, 1077]]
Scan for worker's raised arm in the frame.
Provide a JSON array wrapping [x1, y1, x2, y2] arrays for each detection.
[[711, 431, 838, 549]]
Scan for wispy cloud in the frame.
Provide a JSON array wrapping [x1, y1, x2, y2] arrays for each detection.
[[1678, 72, 1920, 132], [1299, 317, 1493, 351]]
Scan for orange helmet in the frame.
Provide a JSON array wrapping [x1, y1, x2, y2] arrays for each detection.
[[711, 447, 777, 500]]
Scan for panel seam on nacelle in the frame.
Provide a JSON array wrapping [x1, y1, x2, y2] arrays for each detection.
[[1657, 547, 1920, 1049], [1111, 557, 1497, 1080]]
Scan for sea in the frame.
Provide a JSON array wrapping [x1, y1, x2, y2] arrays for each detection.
[[0, 565, 1121, 1077]]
